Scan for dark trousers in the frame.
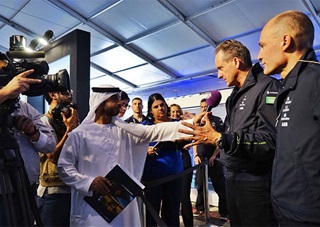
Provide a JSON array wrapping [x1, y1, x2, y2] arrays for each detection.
[[226, 178, 277, 226], [37, 192, 71, 226], [195, 159, 228, 215], [181, 166, 193, 227], [145, 178, 183, 227]]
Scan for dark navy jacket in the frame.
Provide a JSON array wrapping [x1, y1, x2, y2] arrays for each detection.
[[220, 63, 279, 175], [125, 115, 149, 124], [272, 49, 320, 224], [141, 120, 183, 182]]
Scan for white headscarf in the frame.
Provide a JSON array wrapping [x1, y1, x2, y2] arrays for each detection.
[[81, 84, 121, 125]]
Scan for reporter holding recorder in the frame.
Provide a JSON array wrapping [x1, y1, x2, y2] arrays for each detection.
[[179, 40, 279, 226]]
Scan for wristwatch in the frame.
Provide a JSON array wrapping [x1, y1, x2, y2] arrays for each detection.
[[217, 134, 223, 149]]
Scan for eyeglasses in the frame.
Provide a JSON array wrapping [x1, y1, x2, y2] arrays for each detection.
[[120, 103, 131, 110]]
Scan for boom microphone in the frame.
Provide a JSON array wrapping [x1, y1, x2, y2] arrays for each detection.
[[205, 90, 222, 112], [6, 51, 45, 59]]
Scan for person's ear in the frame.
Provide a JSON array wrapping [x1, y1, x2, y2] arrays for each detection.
[[233, 57, 241, 69], [48, 92, 56, 100], [282, 34, 292, 51]]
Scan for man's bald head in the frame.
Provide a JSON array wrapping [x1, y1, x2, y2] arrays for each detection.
[[258, 11, 314, 77], [264, 11, 314, 51]]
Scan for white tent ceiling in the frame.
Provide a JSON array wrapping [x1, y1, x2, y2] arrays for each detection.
[[1, 0, 320, 101]]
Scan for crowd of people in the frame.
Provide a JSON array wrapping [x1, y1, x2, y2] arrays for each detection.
[[0, 10, 319, 227]]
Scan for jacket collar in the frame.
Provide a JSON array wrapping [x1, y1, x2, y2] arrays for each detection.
[[276, 48, 317, 112], [238, 62, 264, 92], [227, 63, 263, 108], [280, 48, 317, 91]]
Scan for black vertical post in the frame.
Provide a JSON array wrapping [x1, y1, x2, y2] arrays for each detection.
[[42, 29, 90, 121], [68, 30, 90, 121]]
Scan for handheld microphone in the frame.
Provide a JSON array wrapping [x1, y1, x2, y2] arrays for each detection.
[[205, 90, 222, 112]]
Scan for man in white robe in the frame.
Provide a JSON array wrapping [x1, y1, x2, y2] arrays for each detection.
[[57, 85, 192, 227]]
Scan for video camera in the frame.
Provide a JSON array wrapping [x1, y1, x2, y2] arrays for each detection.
[[0, 34, 70, 96], [0, 33, 70, 226]]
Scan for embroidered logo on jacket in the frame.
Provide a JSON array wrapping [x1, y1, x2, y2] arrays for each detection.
[[239, 96, 247, 110], [280, 96, 291, 127], [266, 90, 277, 104]]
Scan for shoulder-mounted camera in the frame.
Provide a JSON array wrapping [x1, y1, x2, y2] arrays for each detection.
[[0, 34, 70, 96]]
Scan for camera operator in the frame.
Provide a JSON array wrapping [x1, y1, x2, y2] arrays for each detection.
[[0, 69, 57, 226], [37, 89, 78, 226], [0, 69, 56, 182]]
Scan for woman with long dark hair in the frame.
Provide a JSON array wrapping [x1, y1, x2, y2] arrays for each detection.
[[142, 93, 183, 227]]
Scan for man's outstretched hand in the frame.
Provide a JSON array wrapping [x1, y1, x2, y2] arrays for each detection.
[[178, 112, 221, 149]]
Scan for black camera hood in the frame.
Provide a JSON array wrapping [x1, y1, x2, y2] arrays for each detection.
[[23, 69, 70, 96]]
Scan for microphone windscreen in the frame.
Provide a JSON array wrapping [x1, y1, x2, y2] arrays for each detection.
[[206, 90, 222, 108]]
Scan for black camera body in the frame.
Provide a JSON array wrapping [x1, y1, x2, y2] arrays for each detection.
[[51, 101, 77, 128], [0, 34, 70, 97], [0, 52, 70, 97], [0, 34, 72, 138]]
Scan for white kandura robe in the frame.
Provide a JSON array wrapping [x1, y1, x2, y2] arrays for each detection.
[[58, 117, 192, 227]]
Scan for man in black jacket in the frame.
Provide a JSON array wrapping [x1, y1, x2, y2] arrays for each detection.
[[179, 40, 279, 226], [125, 97, 149, 124], [258, 10, 320, 226]]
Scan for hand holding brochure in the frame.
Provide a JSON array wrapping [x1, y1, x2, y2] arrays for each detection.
[[84, 164, 145, 223]]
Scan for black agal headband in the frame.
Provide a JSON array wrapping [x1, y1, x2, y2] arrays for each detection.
[[92, 87, 121, 93]]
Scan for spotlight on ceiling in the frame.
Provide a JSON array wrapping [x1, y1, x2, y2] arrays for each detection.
[[26, 30, 54, 52], [39, 30, 54, 45], [26, 39, 38, 52]]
